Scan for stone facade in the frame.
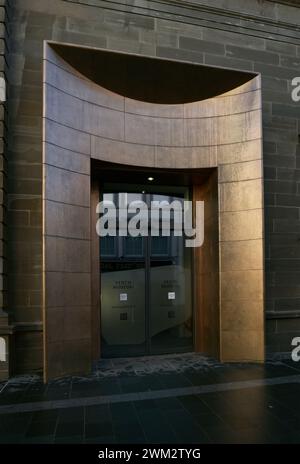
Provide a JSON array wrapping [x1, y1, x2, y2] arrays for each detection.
[[0, 0, 9, 380], [1, 0, 300, 378]]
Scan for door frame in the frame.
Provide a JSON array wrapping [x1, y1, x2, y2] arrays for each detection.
[[90, 161, 221, 366]]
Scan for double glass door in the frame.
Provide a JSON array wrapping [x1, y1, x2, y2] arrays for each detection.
[[100, 187, 193, 357]]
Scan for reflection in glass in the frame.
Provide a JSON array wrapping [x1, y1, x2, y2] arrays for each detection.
[[100, 188, 193, 357], [150, 193, 192, 353], [100, 193, 146, 357]]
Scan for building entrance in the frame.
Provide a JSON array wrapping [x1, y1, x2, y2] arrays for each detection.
[[100, 185, 193, 357]]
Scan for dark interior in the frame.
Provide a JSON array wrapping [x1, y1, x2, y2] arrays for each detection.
[[92, 159, 214, 187], [51, 42, 256, 104]]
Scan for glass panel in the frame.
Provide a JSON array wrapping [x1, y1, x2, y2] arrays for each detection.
[[101, 260, 146, 357], [100, 187, 193, 357], [151, 236, 169, 257], [123, 236, 144, 257], [149, 194, 193, 354], [100, 192, 146, 357], [101, 236, 117, 257]]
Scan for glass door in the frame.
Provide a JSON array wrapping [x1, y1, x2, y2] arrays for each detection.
[[100, 193, 146, 357], [149, 193, 193, 353], [100, 187, 193, 357]]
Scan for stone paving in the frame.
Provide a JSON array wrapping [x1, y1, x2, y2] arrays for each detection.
[[0, 354, 300, 443]]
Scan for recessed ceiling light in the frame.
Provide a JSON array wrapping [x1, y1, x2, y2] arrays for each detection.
[[148, 177, 154, 181]]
